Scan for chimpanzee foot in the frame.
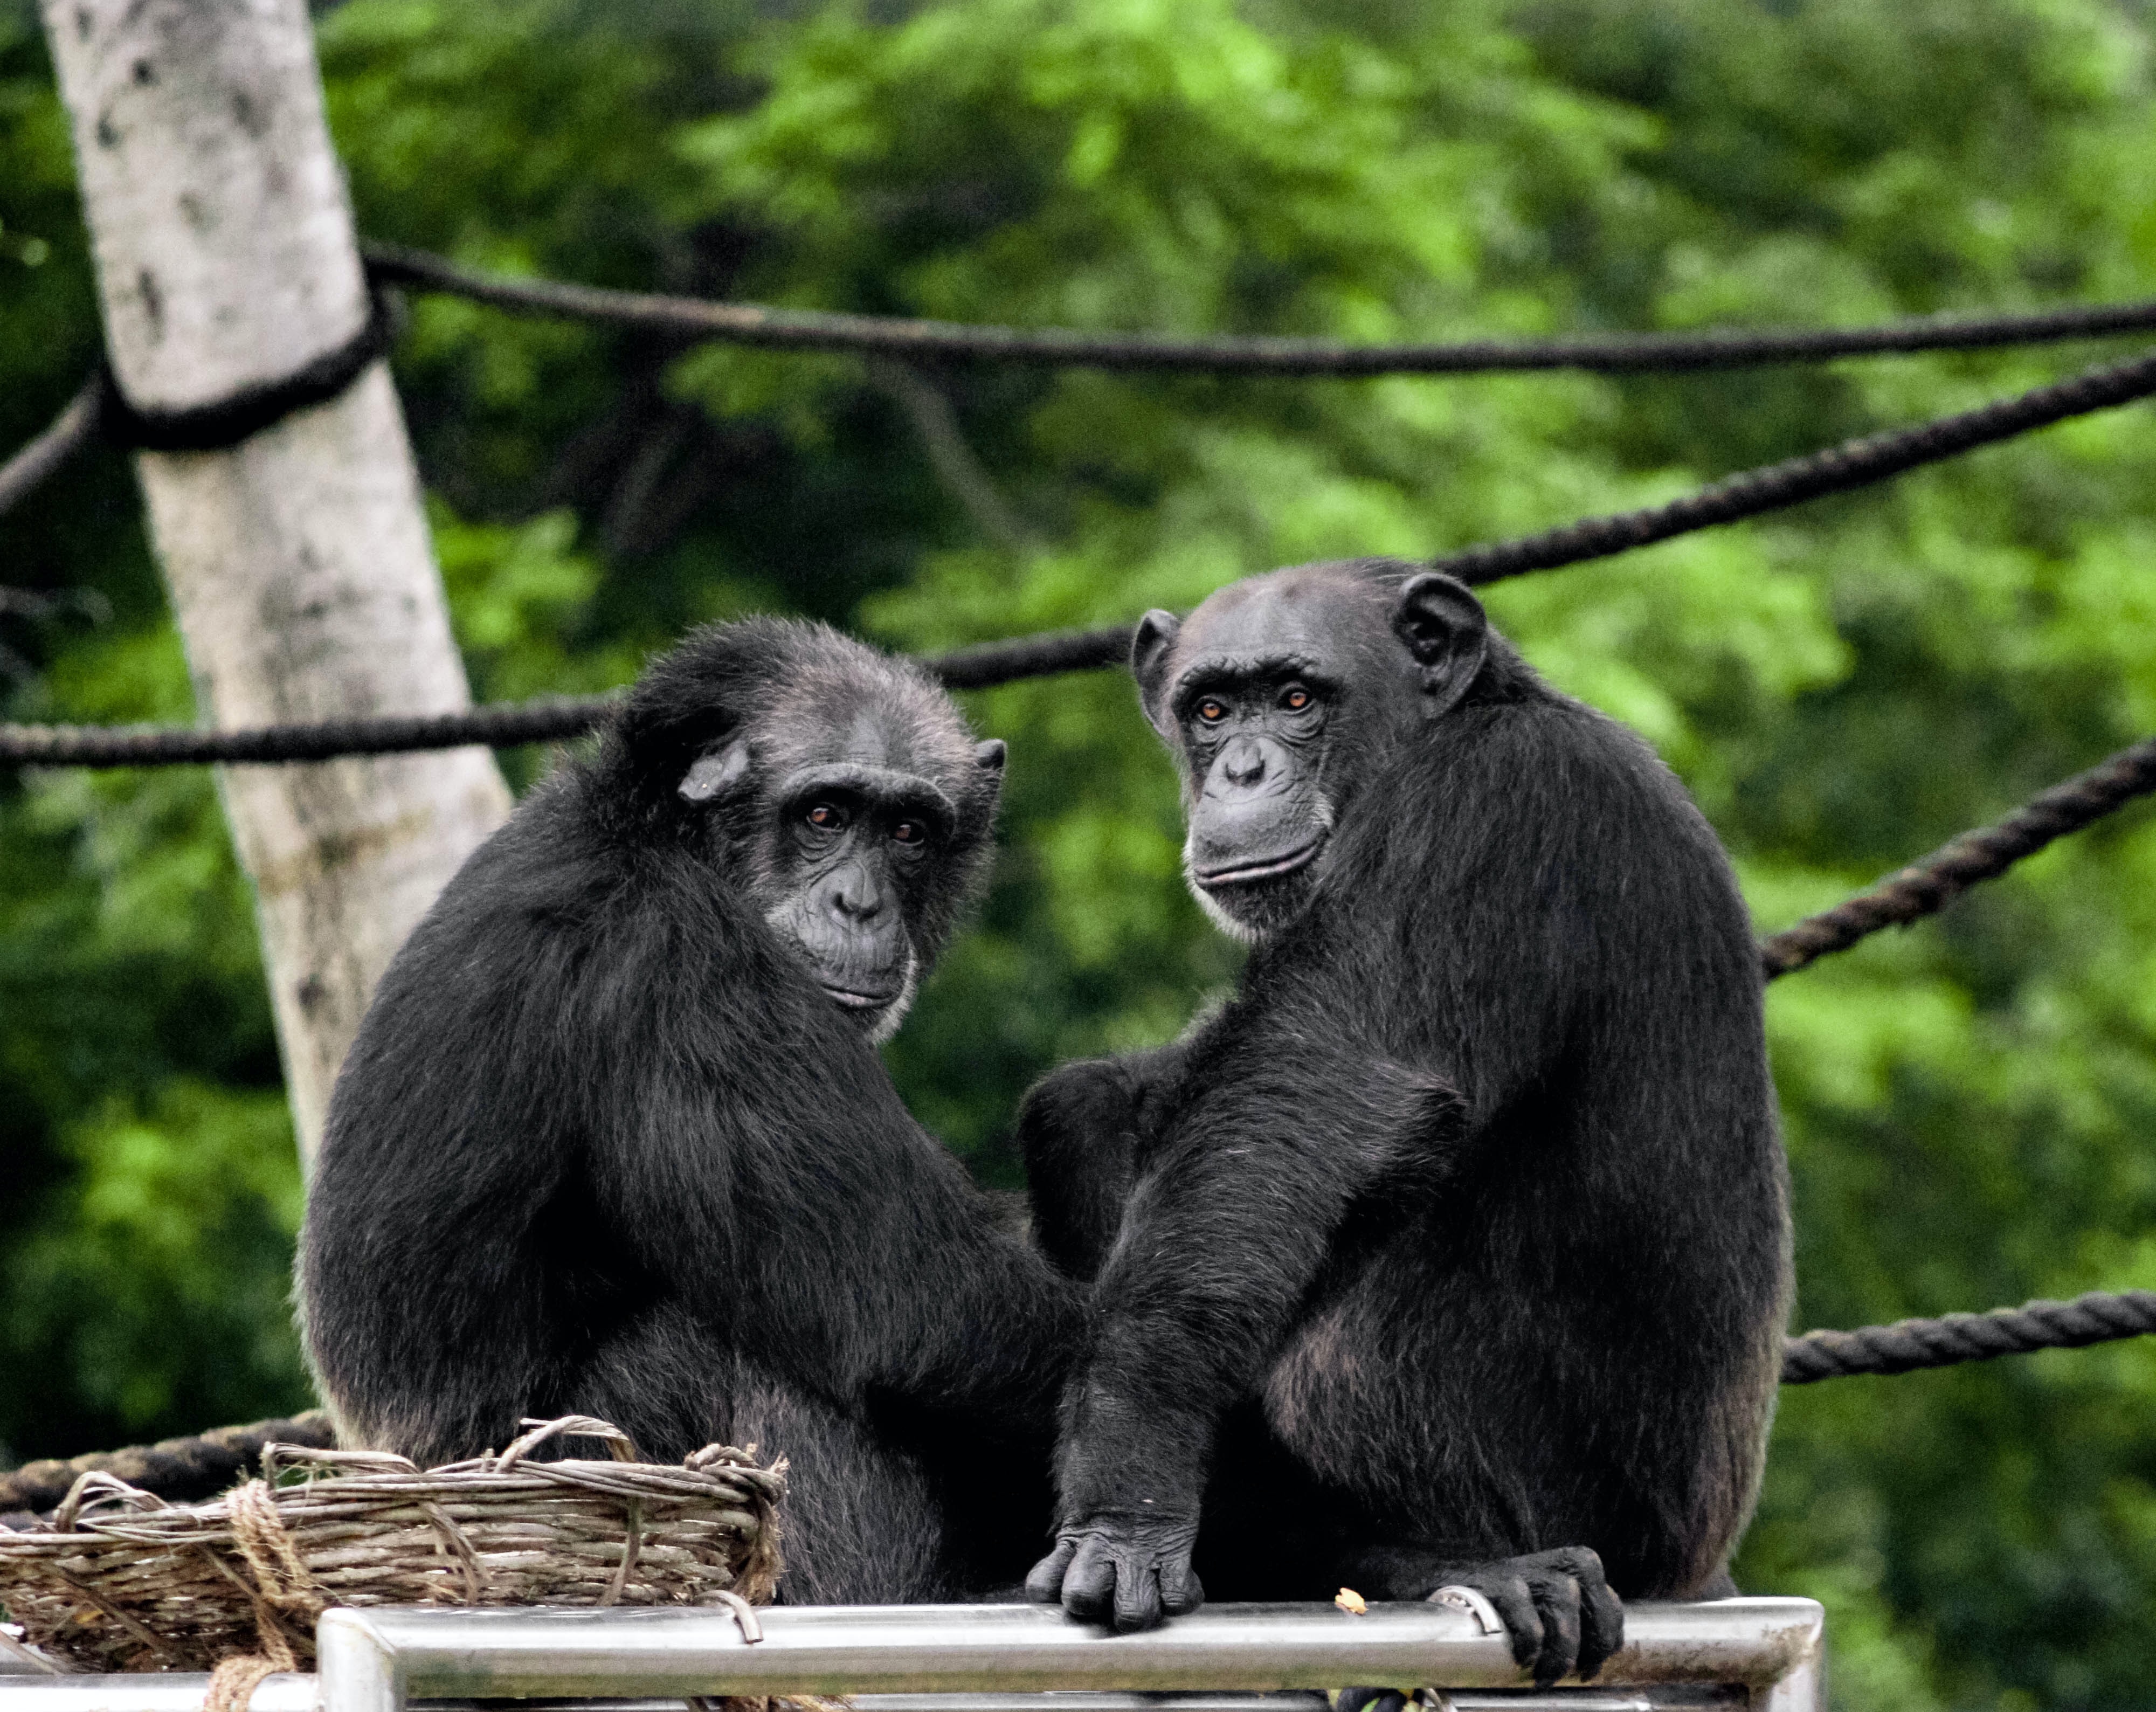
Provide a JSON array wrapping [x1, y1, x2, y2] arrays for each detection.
[[1425, 1548, 1623, 1685], [1335, 1543, 1622, 1696]]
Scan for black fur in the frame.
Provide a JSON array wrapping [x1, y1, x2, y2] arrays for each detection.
[[300, 618, 1081, 1601], [1021, 561, 1789, 1677]]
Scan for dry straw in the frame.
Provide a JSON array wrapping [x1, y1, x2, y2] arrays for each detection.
[[0, 1413, 784, 1701]]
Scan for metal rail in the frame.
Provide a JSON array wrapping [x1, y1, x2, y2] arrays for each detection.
[[0, 1601, 1821, 1712], [289, 1600, 1820, 1712], [0, 1688, 1746, 1712]]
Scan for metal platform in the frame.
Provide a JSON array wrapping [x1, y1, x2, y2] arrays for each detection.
[[1, 1600, 1822, 1712]]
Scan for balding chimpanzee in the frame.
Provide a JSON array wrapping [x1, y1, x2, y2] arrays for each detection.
[[1019, 560, 1789, 1681], [301, 618, 1081, 1602]]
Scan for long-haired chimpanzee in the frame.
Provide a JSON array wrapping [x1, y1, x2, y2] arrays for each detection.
[[300, 618, 1082, 1602], [1019, 560, 1790, 1681]]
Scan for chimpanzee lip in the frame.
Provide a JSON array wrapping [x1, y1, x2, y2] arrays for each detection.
[[819, 983, 899, 1010], [1193, 838, 1324, 888]]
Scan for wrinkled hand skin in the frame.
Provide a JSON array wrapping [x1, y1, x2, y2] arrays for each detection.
[[1026, 1512, 1205, 1632], [1337, 1547, 1623, 1701]]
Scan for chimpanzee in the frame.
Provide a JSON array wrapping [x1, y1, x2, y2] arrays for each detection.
[[1019, 560, 1790, 1681], [300, 618, 1082, 1602]]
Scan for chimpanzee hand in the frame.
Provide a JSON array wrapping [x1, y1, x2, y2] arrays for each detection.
[[1025, 1511, 1205, 1631], [1427, 1548, 1623, 1685]]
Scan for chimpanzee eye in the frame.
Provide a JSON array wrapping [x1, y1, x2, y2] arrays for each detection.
[[805, 802, 848, 832], [1281, 684, 1313, 712], [891, 820, 928, 846], [1196, 698, 1228, 724]]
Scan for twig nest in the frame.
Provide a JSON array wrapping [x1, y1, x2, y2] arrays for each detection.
[[0, 1414, 784, 1674]]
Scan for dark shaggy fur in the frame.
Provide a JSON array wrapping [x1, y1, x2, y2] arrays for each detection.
[[300, 618, 1081, 1601], [1021, 561, 1790, 1678]]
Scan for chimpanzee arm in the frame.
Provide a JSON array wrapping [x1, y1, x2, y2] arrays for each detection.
[[1018, 1038, 1194, 1281], [1029, 1006, 1464, 1630], [585, 922, 1082, 1438]]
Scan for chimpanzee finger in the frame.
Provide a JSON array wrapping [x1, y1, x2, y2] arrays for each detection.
[[1470, 1575, 1543, 1674], [1060, 1537, 1121, 1624], [1553, 1550, 1622, 1679], [1025, 1537, 1079, 1605], [1523, 1566, 1582, 1686], [1159, 1550, 1205, 1618], [1111, 1552, 1166, 1633]]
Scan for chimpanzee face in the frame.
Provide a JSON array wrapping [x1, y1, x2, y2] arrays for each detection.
[[679, 696, 1005, 1042], [1133, 561, 1488, 942]]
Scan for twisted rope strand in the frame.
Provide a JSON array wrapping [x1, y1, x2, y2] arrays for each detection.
[[364, 243, 2156, 376], [1434, 346, 2156, 585], [0, 698, 616, 768], [0, 630, 1141, 767], [1781, 1290, 2156, 1383], [0, 1413, 336, 1518], [11, 1296, 2146, 1542], [0, 296, 397, 528], [13, 346, 2156, 765], [1760, 734, 2156, 977]]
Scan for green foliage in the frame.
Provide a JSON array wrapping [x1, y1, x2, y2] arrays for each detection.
[[4, 1, 2156, 1703]]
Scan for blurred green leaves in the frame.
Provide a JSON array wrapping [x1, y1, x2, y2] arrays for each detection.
[[4, 1, 2156, 1703]]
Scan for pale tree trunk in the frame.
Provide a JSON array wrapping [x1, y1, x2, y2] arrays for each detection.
[[43, 0, 513, 1169]]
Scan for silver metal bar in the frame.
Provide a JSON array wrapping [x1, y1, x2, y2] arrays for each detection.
[[314, 1599, 1821, 1712], [852, 1693, 1745, 1712], [0, 1686, 1747, 1712]]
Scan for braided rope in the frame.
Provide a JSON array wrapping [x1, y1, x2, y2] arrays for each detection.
[[365, 243, 2156, 376], [1759, 734, 2156, 977], [0, 698, 614, 768], [0, 294, 396, 531], [1781, 1290, 2156, 1383], [0, 1412, 336, 1518], [96, 289, 398, 456], [10, 345, 2156, 767], [0, 629, 1142, 767], [1433, 346, 2156, 585]]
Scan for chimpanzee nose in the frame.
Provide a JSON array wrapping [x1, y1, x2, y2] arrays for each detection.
[[1221, 736, 1268, 786], [828, 860, 886, 922]]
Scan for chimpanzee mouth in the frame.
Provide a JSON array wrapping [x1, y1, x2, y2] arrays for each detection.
[[819, 983, 899, 1011], [1192, 837, 1325, 889]]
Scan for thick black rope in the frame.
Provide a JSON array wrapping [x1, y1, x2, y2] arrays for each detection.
[[0, 1410, 336, 1519], [1781, 1291, 2156, 1383], [98, 289, 399, 454], [1760, 734, 2156, 977], [0, 696, 613, 767], [5, 1301, 2146, 1515], [8, 672, 2146, 994], [0, 293, 396, 524], [12, 342, 2156, 766], [1433, 344, 2156, 585], [364, 242, 2156, 376], [0, 628, 1135, 766]]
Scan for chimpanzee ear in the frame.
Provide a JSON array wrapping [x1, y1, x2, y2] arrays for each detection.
[[975, 738, 1007, 775], [1132, 611, 1182, 735], [679, 737, 752, 803], [1393, 573, 1489, 719]]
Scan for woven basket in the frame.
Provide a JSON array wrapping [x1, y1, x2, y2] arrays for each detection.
[[0, 1414, 784, 1676]]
